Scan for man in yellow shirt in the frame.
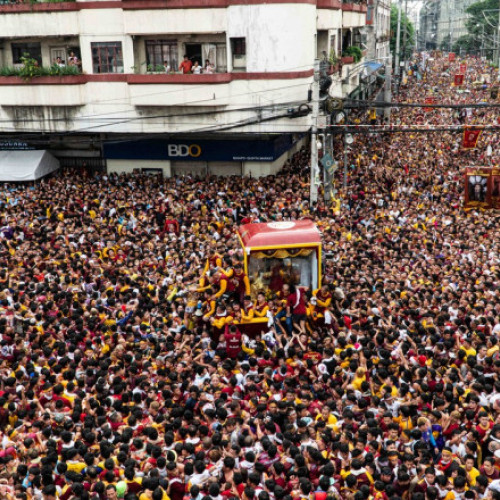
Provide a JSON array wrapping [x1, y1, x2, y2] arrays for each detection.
[[460, 337, 476, 358], [463, 455, 480, 487], [315, 404, 338, 431], [65, 448, 86, 474]]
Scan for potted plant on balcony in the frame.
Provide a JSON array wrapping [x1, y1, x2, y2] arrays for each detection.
[[341, 45, 363, 64], [328, 48, 339, 75], [147, 64, 166, 74]]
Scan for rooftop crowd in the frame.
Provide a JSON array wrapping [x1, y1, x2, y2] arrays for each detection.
[[0, 53, 498, 500]]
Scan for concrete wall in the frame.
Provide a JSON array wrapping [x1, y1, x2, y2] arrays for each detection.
[[317, 9, 343, 31], [226, 4, 316, 72], [0, 76, 313, 134], [342, 11, 367, 29]]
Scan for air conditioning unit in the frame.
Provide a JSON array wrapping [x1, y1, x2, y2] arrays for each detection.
[[233, 55, 246, 67]]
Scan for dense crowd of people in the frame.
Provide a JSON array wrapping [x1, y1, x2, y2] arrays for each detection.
[[0, 53, 498, 500]]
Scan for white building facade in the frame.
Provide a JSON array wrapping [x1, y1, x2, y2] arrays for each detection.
[[366, 0, 391, 61], [0, 0, 367, 176]]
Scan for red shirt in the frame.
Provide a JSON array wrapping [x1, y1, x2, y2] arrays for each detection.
[[179, 60, 193, 74]]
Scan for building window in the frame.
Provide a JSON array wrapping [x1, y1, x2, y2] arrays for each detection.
[[203, 43, 227, 73], [230, 37, 246, 71], [146, 40, 178, 72], [12, 43, 42, 65], [231, 37, 246, 56], [91, 42, 123, 74]]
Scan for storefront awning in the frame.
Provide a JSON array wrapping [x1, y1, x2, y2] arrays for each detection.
[[0, 150, 59, 181], [364, 61, 384, 75]]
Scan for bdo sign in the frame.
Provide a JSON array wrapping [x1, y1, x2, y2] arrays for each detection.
[[167, 144, 202, 158]]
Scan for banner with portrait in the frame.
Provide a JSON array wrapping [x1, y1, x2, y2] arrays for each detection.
[[462, 128, 482, 149], [464, 167, 498, 209]]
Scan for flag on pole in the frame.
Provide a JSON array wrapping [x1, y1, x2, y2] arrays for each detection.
[[449, 52, 456, 62], [462, 127, 482, 149], [454, 74, 464, 86]]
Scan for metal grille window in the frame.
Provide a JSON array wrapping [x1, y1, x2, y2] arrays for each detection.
[[91, 42, 123, 74], [145, 40, 178, 71], [231, 38, 246, 56], [12, 43, 42, 65]]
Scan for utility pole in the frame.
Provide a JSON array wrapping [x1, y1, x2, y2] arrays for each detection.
[[395, 0, 402, 77], [498, 0, 500, 73], [448, 0, 452, 53], [402, 0, 408, 69], [342, 107, 350, 193], [310, 59, 320, 205], [384, 57, 392, 122], [343, 133, 348, 192]]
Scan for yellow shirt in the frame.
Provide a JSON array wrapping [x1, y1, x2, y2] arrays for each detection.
[[352, 376, 366, 391], [140, 490, 170, 500], [380, 384, 398, 397], [66, 461, 86, 473], [460, 346, 476, 358], [315, 413, 338, 430], [465, 466, 480, 486], [395, 416, 414, 431], [487, 345, 499, 357]]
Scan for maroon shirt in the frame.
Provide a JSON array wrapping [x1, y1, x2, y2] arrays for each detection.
[[224, 326, 242, 358], [287, 289, 307, 315]]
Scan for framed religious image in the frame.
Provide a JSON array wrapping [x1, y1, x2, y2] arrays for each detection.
[[491, 169, 500, 209], [468, 175, 488, 203], [464, 167, 494, 208]]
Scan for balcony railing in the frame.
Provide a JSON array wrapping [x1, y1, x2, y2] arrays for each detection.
[[0, 0, 75, 4], [341, 0, 367, 12], [0, 69, 314, 85]]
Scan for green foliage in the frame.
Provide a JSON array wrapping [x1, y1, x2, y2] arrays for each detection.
[[18, 53, 40, 79], [28, 0, 76, 3], [0, 67, 19, 77], [147, 64, 167, 73], [329, 48, 338, 65], [0, 55, 80, 80], [390, 5, 415, 61], [452, 35, 478, 56], [456, 0, 499, 60], [342, 46, 363, 63]]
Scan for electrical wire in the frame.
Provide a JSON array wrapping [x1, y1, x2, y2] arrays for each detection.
[[343, 100, 500, 109], [324, 124, 500, 134], [16, 61, 317, 111], [0, 80, 313, 129]]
